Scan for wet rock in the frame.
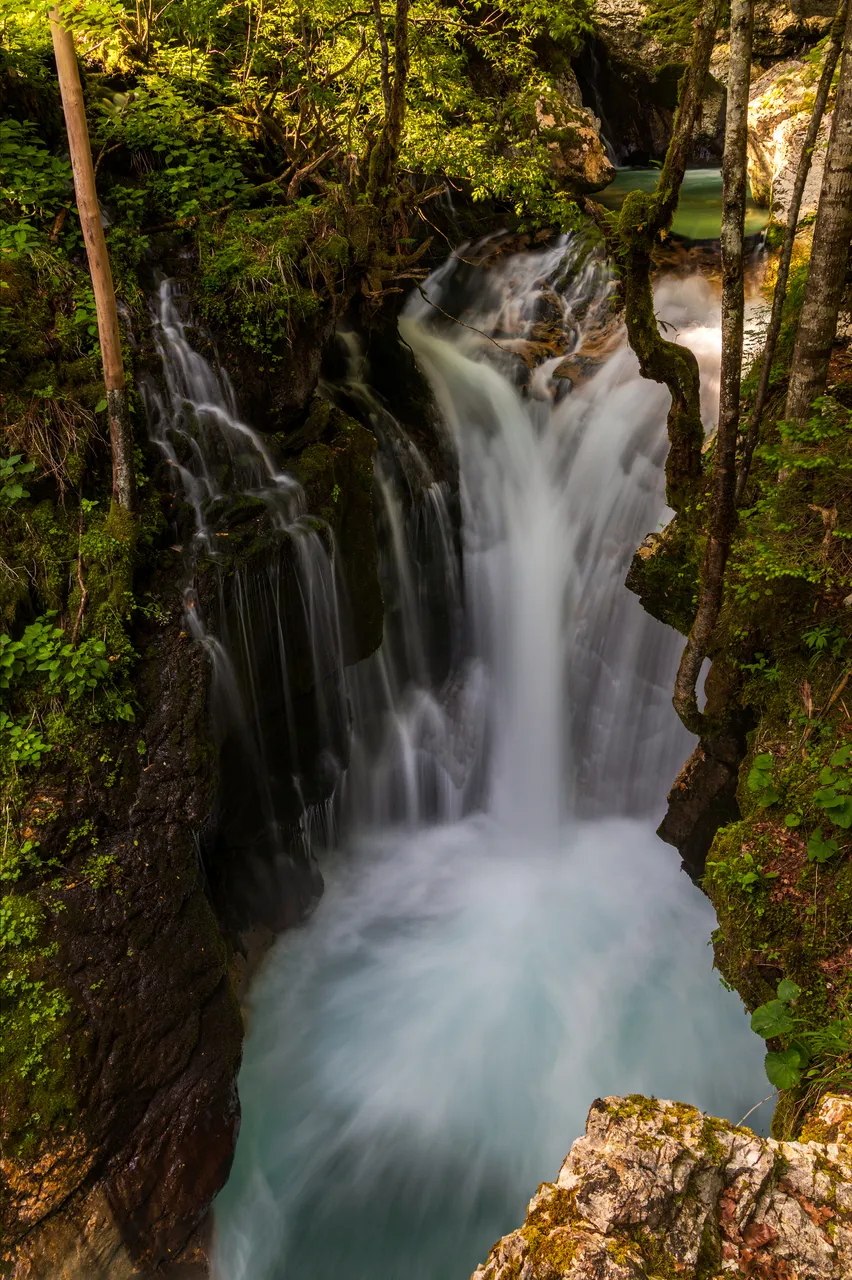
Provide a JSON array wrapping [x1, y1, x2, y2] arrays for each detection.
[[472, 1094, 852, 1280]]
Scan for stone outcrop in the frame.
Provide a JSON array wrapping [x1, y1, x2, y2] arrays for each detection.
[[472, 1094, 852, 1280], [535, 74, 616, 192], [748, 58, 834, 223]]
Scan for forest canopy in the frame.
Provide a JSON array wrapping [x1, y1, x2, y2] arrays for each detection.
[[1, 0, 596, 244]]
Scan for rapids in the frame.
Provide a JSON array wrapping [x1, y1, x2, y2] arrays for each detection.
[[207, 239, 769, 1279]]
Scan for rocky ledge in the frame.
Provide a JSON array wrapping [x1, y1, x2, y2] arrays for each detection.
[[472, 1094, 852, 1279]]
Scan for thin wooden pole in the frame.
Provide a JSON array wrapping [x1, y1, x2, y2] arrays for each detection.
[[49, 9, 136, 512]]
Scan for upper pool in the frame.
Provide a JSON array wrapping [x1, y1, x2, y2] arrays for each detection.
[[596, 167, 769, 242]]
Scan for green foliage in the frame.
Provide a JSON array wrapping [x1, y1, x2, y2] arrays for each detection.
[[0, 712, 50, 768], [197, 201, 341, 354], [641, 0, 699, 47], [705, 848, 778, 902], [0, 615, 110, 699], [0, 118, 72, 257], [0, 453, 35, 506], [0, 891, 72, 1093], [802, 623, 845, 664], [747, 752, 782, 808], [751, 980, 851, 1093], [731, 398, 852, 606], [81, 851, 118, 888], [740, 743, 852, 843]]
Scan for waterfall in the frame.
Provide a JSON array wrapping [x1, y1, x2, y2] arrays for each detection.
[[143, 283, 350, 920], [208, 238, 768, 1280]]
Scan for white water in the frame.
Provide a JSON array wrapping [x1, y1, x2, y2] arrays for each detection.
[[212, 241, 768, 1280]]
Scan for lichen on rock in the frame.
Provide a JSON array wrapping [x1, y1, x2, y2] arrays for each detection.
[[472, 1093, 852, 1279]]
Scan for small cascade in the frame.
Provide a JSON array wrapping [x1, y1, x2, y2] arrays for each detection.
[[143, 282, 351, 917]]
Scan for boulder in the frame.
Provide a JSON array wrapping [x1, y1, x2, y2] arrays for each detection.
[[534, 74, 616, 193], [472, 1094, 852, 1280]]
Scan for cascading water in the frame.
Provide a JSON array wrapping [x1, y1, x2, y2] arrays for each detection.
[[209, 238, 769, 1280], [143, 283, 350, 916]]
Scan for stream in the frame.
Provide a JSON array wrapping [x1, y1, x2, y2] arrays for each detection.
[[152, 235, 769, 1279]]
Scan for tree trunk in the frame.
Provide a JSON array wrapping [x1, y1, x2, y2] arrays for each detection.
[[736, 0, 849, 500], [50, 9, 136, 513], [673, 0, 754, 732], [784, 0, 852, 424], [366, 0, 410, 201], [595, 0, 721, 520]]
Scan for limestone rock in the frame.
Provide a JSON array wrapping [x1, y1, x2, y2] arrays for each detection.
[[748, 57, 834, 224], [534, 75, 616, 193], [472, 1095, 852, 1280]]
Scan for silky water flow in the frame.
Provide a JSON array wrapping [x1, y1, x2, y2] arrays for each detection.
[[147, 239, 771, 1280]]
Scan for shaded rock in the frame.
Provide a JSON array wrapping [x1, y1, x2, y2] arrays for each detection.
[[2, 613, 243, 1278], [657, 732, 743, 878], [625, 519, 698, 637], [472, 1094, 852, 1280]]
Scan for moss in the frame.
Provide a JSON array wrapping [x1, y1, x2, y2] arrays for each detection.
[[626, 1226, 682, 1279], [625, 517, 700, 636], [518, 1186, 583, 1272], [695, 1209, 723, 1279]]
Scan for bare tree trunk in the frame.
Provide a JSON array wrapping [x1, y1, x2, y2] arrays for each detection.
[[736, 0, 849, 499], [785, 0, 852, 423], [50, 9, 136, 513], [673, 0, 754, 732], [593, 0, 721, 519]]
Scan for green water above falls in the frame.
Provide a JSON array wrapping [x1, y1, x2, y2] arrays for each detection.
[[598, 167, 769, 241]]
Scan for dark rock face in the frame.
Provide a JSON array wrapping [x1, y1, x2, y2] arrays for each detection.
[[657, 658, 753, 879], [573, 38, 725, 165], [657, 732, 744, 879], [211, 304, 339, 435], [3, 614, 243, 1278]]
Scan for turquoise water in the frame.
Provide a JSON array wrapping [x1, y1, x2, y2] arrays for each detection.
[[598, 167, 769, 241]]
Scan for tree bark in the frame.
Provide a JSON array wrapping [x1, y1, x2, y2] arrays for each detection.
[[736, 0, 849, 499], [50, 9, 136, 513], [673, 0, 754, 732], [784, 0, 852, 424], [600, 0, 721, 519], [366, 0, 410, 201]]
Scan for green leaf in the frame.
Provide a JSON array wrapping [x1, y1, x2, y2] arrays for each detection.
[[807, 827, 840, 863], [764, 1048, 803, 1090], [776, 980, 800, 1003], [95, 398, 108, 413], [830, 744, 852, 767], [751, 1000, 794, 1038], [784, 813, 801, 828]]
